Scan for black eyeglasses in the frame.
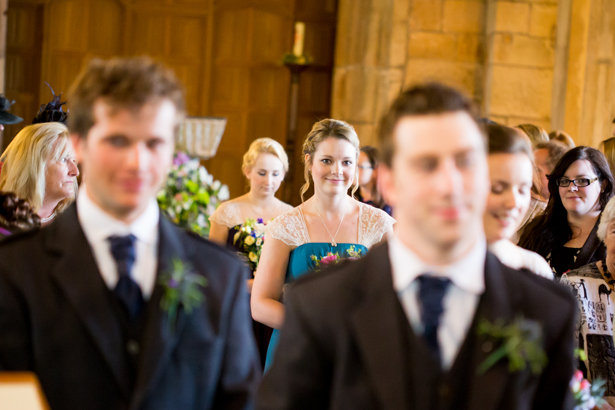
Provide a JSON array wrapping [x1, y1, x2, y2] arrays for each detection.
[[556, 177, 599, 187]]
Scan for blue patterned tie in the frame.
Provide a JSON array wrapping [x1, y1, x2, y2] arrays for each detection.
[[108, 234, 143, 322], [417, 275, 451, 364]]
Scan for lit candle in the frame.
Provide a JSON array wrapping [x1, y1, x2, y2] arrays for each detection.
[[293, 21, 305, 57]]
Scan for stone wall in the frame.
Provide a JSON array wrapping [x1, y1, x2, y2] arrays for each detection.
[[332, 0, 615, 147]]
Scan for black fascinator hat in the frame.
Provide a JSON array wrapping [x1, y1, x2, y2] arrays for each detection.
[[32, 83, 68, 125], [0, 96, 23, 125]]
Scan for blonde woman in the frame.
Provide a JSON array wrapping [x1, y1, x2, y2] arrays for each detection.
[[209, 137, 293, 253], [209, 137, 293, 369], [516, 123, 549, 149], [252, 119, 395, 370], [0, 122, 79, 225]]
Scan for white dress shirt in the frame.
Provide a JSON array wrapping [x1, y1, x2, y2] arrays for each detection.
[[389, 233, 486, 370], [77, 188, 159, 299]]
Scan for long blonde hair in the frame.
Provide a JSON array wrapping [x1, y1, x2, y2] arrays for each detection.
[[300, 119, 361, 202], [0, 122, 78, 213]]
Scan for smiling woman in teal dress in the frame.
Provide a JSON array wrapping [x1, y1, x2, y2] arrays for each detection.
[[251, 119, 395, 371]]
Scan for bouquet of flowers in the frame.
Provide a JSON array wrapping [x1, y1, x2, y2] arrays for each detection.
[[571, 370, 606, 410], [157, 152, 229, 237], [233, 218, 268, 272], [310, 246, 362, 272]]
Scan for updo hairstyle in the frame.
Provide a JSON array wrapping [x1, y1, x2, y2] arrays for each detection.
[[300, 119, 361, 202], [242, 138, 289, 175]]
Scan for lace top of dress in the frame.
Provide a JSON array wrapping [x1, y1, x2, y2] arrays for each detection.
[[267, 201, 395, 249], [209, 200, 293, 228]]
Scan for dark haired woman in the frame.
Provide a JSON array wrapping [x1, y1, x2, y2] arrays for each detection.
[[0, 192, 41, 237], [484, 125, 553, 278], [519, 146, 615, 279], [356, 146, 392, 215]]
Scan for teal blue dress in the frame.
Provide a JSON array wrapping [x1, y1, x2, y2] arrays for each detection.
[[264, 242, 367, 370]]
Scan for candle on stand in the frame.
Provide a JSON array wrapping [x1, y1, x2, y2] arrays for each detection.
[[293, 21, 305, 57]]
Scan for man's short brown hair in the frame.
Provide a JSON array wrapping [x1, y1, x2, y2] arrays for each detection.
[[68, 56, 186, 137], [377, 82, 482, 167]]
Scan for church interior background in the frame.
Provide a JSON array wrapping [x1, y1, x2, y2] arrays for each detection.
[[0, 0, 614, 205]]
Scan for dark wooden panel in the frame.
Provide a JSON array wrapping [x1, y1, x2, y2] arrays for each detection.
[[248, 67, 288, 109], [89, 0, 124, 55], [213, 8, 251, 64], [250, 9, 290, 64], [47, 0, 89, 53], [130, 12, 167, 56], [3, 2, 43, 149]]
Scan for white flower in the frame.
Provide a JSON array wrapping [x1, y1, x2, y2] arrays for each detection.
[[219, 185, 230, 201], [198, 166, 208, 182], [256, 238, 263, 246], [212, 180, 221, 190], [196, 214, 206, 227]]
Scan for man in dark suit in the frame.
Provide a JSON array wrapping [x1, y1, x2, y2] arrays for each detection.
[[257, 84, 577, 409], [0, 57, 260, 410]]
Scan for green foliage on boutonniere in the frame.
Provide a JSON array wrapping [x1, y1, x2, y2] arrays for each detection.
[[159, 259, 207, 332], [477, 316, 548, 375]]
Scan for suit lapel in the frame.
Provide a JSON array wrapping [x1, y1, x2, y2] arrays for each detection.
[[350, 243, 409, 410], [130, 215, 189, 409], [46, 205, 131, 397], [466, 252, 518, 410]]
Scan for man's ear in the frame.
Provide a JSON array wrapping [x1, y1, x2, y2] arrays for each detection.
[[378, 164, 396, 207]]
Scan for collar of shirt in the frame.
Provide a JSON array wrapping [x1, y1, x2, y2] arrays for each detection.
[[389, 232, 486, 295], [77, 187, 160, 246]]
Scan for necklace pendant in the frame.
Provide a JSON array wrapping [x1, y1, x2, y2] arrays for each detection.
[[332, 241, 337, 247]]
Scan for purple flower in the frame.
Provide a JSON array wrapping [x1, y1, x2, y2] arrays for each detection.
[[173, 152, 190, 166], [168, 278, 179, 288], [257, 218, 264, 224]]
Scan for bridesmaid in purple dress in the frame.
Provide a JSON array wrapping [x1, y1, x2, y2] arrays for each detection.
[[209, 138, 292, 368]]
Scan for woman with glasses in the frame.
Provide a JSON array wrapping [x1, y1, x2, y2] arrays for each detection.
[[356, 146, 392, 215], [519, 146, 614, 279]]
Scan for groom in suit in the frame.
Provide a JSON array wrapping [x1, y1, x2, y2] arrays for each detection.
[[0, 57, 260, 409], [257, 83, 576, 409]]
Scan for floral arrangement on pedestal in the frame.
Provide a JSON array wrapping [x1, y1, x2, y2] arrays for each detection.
[[233, 218, 268, 272], [157, 152, 229, 237]]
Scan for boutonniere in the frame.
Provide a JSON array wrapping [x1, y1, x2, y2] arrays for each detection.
[[159, 258, 208, 332], [476, 316, 548, 375]]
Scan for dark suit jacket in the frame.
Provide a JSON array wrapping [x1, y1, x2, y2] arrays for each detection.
[[257, 242, 577, 410], [0, 204, 260, 410]]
